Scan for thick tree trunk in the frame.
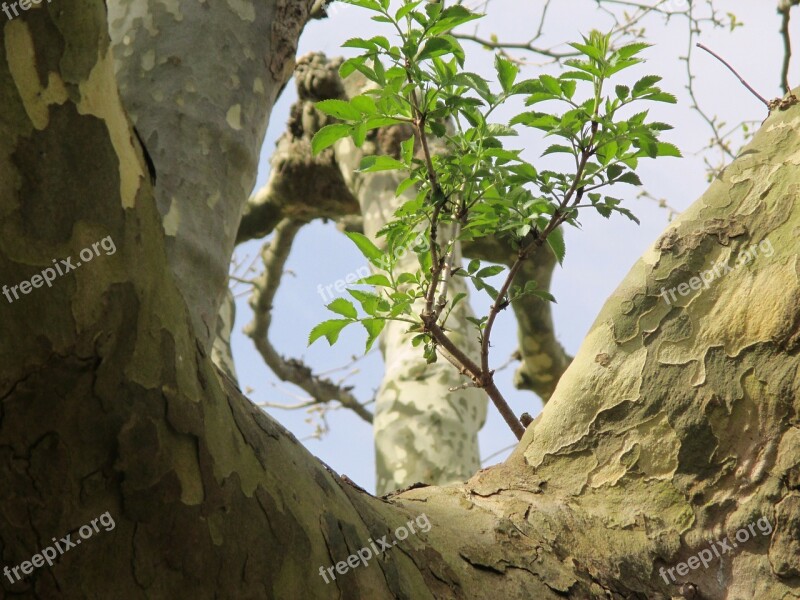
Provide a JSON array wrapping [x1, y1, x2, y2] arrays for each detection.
[[1, 3, 798, 599]]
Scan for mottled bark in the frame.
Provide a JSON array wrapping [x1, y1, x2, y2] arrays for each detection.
[[106, 0, 315, 350], [2, 4, 798, 599]]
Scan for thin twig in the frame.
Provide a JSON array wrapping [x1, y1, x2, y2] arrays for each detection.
[[696, 43, 769, 108]]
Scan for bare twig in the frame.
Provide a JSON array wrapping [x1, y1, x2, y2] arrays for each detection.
[[481, 442, 517, 465], [696, 43, 770, 108]]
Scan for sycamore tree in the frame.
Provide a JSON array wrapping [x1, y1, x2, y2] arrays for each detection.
[[0, 1, 798, 599]]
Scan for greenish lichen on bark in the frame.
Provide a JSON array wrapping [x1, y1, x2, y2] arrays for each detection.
[[2, 2, 799, 598]]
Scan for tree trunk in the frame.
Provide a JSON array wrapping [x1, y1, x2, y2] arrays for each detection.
[[106, 0, 312, 351], [1, 3, 798, 599]]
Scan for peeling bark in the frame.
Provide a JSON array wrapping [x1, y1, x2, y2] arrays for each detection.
[[2, 3, 798, 599]]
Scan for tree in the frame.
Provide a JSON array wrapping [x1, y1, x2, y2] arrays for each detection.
[[232, 0, 757, 495], [1, 1, 798, 599]]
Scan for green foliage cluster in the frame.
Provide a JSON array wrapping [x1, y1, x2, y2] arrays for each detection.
[[307, 0, 679, 434]]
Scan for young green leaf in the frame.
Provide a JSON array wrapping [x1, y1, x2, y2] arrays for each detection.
[[361, 318, 386, 352], [327, 298, 359, 319], [316, 99, 363, 121], [356, 273, 393, 287], [395, 0, 423, 21], [358, 155, 406, 172], [311, 123, 352, 155], [495, 55, 518, 94], [345, 231, 385, 266], [476, 265, 505, 278], [546, 227, 566, 265], [309, 319, 353, 346]]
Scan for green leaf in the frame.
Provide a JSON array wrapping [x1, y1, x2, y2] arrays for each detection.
[[311, 123, 351, 155], [308, 319, 352, 346], [350, 95, 378, 115], [427, 5, 482, 36], [596, 140, 618, 166], [342, 37, 377, 50], [560, 69, 594, 82], [569, 41, 605, 62], [615, 206, 641, 224], [395, 176, 416, 197], [559, 79, 577, 99], [358, 155, 406, 172], [401, 135, 415, 164], [352, 120, 368, 147], [476, 265, 505, 278], [656, 142, 682, 157], [615, 84, 630, 101], [606, 164, 624, 180], [545, 227, 566, 265], [531, 289, 556, 302], [327, 298, 358, 319], [467, 259, 481, 274], [339, 56, 364, 79], [542, 144, 573, 156], [615, 42, 651, 60], [316, 99, 362, 121], [640, 91, 677, 104], [342, 0, 383, 10], [450, 292, 467, 309], [495, 55, 518, 94], [356, 273, 392, 287], [418, 38, 457, 61], [632, 75, 662, 97], [348, 289, 386, 316], [486, 123, 518, 137], [362, 318, 386, 352], [615, 171, 643, 186], [396, 0, 423, 20], [539, 74, 561, 96], [345, 231, 384, 266]]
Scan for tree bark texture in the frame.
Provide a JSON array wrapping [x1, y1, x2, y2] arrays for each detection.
[[1, 3, 798, 599]]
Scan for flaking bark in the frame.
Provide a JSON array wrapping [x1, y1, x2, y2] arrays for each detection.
[[1, 3, 797, 599]]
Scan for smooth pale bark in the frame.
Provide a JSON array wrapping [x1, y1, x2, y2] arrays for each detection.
[[106, 0, 314, 350], [2, 4, 798, 599]]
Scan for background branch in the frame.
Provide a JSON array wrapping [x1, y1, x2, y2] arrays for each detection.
[[244, 218, 374, 423]]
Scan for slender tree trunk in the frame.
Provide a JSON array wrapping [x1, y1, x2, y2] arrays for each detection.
[[336, 133, 488, 495]]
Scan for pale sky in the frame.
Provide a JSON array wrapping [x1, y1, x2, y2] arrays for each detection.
[[230, 1, 788, 491]]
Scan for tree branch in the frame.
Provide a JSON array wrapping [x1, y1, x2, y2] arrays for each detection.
[[244, 218, 374, 423]]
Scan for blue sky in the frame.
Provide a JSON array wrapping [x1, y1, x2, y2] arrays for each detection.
[[230, 1, 785, 491]]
